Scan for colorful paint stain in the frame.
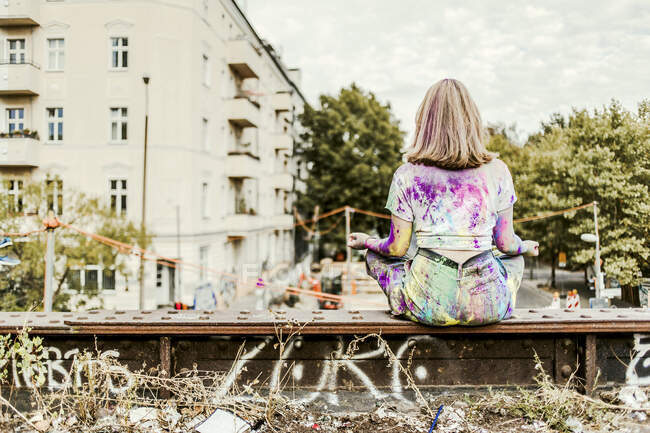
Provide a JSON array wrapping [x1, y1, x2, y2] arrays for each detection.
[[365, 158, 526, 326], [385, 158, 517, 251], [366, 249, 524, 326]]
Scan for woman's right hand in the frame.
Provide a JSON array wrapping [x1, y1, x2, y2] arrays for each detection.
[[347, 232, 371, 250], [522, 240, 539, 256]]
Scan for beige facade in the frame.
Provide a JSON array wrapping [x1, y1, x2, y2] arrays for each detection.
[[0, 0, 307, 309]]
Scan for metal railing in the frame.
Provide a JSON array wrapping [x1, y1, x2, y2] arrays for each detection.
[[0, 58, 40, 69]]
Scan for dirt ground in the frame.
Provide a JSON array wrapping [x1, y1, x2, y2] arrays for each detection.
[[256, 399, 650, 433], [1, 394, 649, 433]]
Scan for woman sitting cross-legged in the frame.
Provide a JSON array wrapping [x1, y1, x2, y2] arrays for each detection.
[[347, 78, 539, 326]]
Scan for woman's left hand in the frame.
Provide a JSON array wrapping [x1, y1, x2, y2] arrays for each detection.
[[347, 232, 371, 250]]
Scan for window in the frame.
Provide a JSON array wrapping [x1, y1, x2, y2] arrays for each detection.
[[6, 179, 23, 213], [67, 269, 82, 291], [110, 37, 128, 69], [47, 107, 63, 142], [6, 108, 24, 132], [199, 246, 209, 280], [110, 107, 127, 142], [109, 179, 127, 215], [202, 54, 210, 86], [102, 269, 115, 291], [156, 261, 175, 299], [7, 39, 25, 64], [66, 267, 115, 292], [47, 38, 64, 70], [202, 117, 209, 151], [85, 268, 99, 292], [46, 178, 63, 215], [156, 263, 163, 288], [201, 182, 209, 219]]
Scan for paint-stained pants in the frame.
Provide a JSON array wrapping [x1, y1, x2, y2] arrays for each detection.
[[365, 247, 524, 326]]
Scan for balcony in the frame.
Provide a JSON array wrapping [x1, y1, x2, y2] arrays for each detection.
[[271, 214, 294, 228], [295, 178, 307, 194], [226, 97, 260, 128], [271, 173, 293, 191], [272, 92, 292, 112], [273, 132, 293, 152], [225, 214, 261, 236], [0, 136, 39, 167], [227, 39, 262, 79], [0, 0, 40, 26], [0, 62, 40, 95], [226, 153, 260, 178]]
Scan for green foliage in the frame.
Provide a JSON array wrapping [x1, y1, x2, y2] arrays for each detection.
[[489, 100, 650, 290], [0, 180, 149, 311], [296, 83, 406, 255], [0, 328, 47, 387]]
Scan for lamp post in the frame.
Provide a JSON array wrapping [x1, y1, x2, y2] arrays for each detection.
[[580, 201, 603, 300], [138, 74, 150, 310]]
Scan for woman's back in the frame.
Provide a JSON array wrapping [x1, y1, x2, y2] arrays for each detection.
[[347, 78, 537, 327], [386, 158, 516, 252]]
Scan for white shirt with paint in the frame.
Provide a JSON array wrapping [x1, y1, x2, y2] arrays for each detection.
[[385, 158, 517, 251]]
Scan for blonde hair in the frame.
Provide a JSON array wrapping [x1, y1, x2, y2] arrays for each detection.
[[405, 78, 495, 169]]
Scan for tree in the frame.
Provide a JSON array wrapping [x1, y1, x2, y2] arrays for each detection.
[[296, 83, 406, 257], [0, 180, 148, 311], [493, 101, 650, 301]]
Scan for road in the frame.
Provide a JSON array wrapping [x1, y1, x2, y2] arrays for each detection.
[[516, 279, 554, 308]]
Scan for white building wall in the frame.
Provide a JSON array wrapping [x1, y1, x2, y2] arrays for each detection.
[[0, 0, 305, 310]]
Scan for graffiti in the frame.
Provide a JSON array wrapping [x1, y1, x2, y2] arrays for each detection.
[[214, 337, 272, 400], [0, 336, 520, 403], [626, 334, 650, 386], [1, 347, 135, 394], [3, 333, 643, 403], [298, 337, 390, 405], [213, 335, 436, 404]]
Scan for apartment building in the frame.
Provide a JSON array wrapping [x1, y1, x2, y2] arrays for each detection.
[[0, 0, 308, 309]]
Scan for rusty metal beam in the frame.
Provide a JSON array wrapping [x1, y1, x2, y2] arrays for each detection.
[[159, 336, 171, 399], [1, 333, 642, 398], [0, 310, 647, 404], [584, 334, 598, 395], [1, 309, 649, 336]]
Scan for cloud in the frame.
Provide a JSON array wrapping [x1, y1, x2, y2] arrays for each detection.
[[245, 0, 650, 139]]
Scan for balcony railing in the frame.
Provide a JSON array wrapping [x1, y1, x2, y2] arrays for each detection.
[[226, 96, 260, 128], [225, 153, 260, 178], [0, 0, 40, 26], [0, 60, 40, 95], [234, 91, 260, 107], [271, 173, 293, 191], [225, 213, 261, 236], [228, 139, 259, 158], [227, 39, 262, 79], [0, 134, 39, 167], [273, 132, 293, 152], [271, 92, 292, 112], [271, 214, 293, 228]]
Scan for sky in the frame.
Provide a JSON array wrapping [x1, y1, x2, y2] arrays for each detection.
[[241, 0, 649, 143]]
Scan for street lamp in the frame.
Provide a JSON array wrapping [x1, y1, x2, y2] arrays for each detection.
[[581, 202, 604, 301], [138, 74, 150, 310], [580, 234, 597, 243]]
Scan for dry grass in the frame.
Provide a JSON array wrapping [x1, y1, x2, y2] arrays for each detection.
[[466, 352, 649, 432]]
